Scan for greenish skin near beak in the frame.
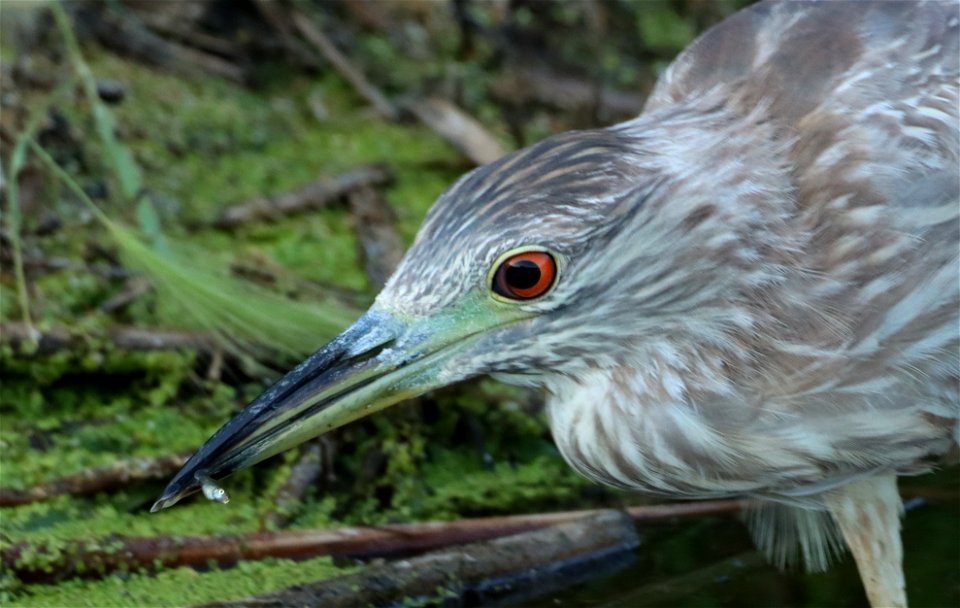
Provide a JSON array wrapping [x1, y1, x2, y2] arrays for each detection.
[[152, 294, 516, 512]]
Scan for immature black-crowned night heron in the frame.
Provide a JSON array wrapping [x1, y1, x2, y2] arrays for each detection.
[[154, 2, 959, 606]]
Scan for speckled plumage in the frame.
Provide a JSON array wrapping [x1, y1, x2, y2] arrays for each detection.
[[160, 2, 959, 606], [378, 1, 958, 603]]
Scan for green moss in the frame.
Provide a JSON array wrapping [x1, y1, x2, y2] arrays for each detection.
[[6, 18, 599, 608], [636, 3, 697, 53], [298, 380, 593, 526], [69, 48, 460, 303], [402, 451, 589, 521], [10, 556, 349, 607], [1, 486, 262, 547], [0, 345, 231, 490], [0, 400, 226, 491], [1, 343, 194, 391]]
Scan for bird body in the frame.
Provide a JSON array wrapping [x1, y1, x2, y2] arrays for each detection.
[[406, 0, 960, 506], [539, 0, 960, 508], [157, 2, 959, 606]]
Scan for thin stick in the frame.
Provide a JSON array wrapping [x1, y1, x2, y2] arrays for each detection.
[[250, 0, 322, 70], [72, 4, 244, 83], [8, 254, 132, 280], [290, 11, 399, 121], [406, 98, 509, 165], [347, 186, 405, 288], [2, 78, 76, 351], [51, 3, 143, 200], [0, 453, 192, 508], [100, 277, 152, 313], [6, 128, 37, 345], [134, 12, 241, 60], [1, 322, 220, 357], [2, 499, 744, 583], [492, 67, 646, 120], [212, 165, 393, 229], [262, 443, 325, 530]]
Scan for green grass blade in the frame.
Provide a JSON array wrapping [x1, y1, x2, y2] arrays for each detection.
[[30, 140, 358, 360], [2, 78, 78, 345], [50, 1, 143, 202]]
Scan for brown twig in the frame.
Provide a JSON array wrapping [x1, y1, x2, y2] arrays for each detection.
[[203, 510, 640, 608], [100, 277, 152, 313], [0, 452, 192, 507], [134, 10, 241, 61], [262, 442, 325, 530], [0, 251, 132, 280], [1, 322, 219, 356], [406, 97, 509, 166], [2, 499, 744, 583], [347, 186, 405, 289], [250, 0, 322, 70], [492, 66, 646, 121], [211, 164, 393, 229], [622, 499, 746, 521], [73, 4, 244, 83], [290, 11, 399, 120]]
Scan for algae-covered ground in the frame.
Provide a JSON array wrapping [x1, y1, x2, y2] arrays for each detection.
[[1, 2, 622, 605], [2, 2, 957, 607]]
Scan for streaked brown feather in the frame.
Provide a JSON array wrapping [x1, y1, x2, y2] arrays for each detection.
[[379, 0, 959, 576]]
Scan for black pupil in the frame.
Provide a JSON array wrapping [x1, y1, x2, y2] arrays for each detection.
[[505, 260, 541, 289]]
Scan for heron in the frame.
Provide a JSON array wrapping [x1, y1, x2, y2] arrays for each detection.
[[153, 2, 959, 606]]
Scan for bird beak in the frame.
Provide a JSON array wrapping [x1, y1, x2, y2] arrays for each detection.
[[151, 306, 487, 511]]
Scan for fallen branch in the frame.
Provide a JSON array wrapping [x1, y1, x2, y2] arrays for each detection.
[[1, 322, 219, 356], [2, 499, 744, 583], [406, 98, 509, 165], [290, 11, 399, 120], [0, 453, 192, 508], [203, 510, 640, 608], [212, 164, 393, 229], [347, 186, 405, 289]]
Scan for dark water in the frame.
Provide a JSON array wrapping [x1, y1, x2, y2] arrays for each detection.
[[526, 470, 959, 608]]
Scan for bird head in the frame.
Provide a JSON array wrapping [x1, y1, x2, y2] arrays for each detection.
[[153, 115, 789, 511]]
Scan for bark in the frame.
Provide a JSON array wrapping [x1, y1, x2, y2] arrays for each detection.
[[201, 510, 641, 608], [2, 499, 744, 583]]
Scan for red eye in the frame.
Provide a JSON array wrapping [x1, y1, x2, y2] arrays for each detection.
[[492, 251, 557, 300]]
